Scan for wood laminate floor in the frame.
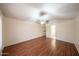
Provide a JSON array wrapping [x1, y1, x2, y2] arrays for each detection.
[[2, 36, 79, 56]]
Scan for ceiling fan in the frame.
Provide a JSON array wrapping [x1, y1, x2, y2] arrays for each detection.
[[38, 11, 50, 24]]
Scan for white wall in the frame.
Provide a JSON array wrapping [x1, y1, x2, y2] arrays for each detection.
[[46, 20, 75, 43], [3, 16, 44, 47], [46, 20, 56, 38], [0, 11, 2, 55]]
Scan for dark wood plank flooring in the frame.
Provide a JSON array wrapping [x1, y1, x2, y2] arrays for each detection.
[[2, 36, 79, 56]]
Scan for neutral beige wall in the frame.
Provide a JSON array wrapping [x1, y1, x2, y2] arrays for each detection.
[[46, 23, 51, 38], [74, 16, 79, 52], [75, 18, 79, 45], [46, 20, 75, 43], [3, 16, 44, 47], [0, 11, 2, 55], [46, 19, 79, 52], [56, 20, 75, 43]]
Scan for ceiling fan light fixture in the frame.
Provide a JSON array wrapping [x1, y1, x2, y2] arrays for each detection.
[[40, 21, 45, 24]]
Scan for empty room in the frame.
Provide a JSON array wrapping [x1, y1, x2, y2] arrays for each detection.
[[0, 3, 79, 56]]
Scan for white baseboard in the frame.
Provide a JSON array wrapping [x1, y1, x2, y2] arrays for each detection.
[[74, 44, 79, 53]]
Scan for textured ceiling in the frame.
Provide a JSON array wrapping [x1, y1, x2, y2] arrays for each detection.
[[0, 3, 79, 20]]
